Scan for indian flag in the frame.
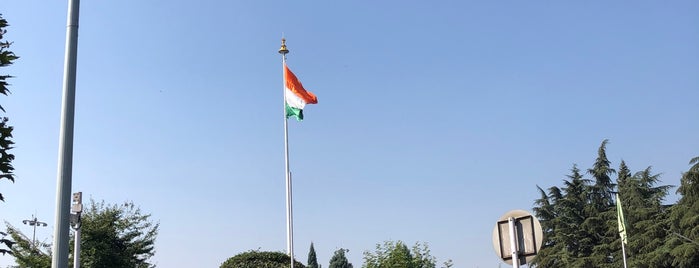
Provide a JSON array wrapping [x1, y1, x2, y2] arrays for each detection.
[[284, 64, 318, 121]]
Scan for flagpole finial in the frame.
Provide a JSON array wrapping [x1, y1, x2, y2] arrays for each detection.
[[279, 38, 289, 55]]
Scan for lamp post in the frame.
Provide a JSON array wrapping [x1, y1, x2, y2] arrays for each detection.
[[22, 215, 48, 250]]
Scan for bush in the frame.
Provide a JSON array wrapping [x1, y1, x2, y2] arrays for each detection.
[[220, 250, 306, 268]]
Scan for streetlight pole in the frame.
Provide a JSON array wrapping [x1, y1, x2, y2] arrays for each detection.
[[22, 215, 48, 251]]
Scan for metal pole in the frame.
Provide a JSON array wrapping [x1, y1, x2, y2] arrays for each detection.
[[620, 239, 627, 268], [279, 38, 294, 268], [52, 0, 80, 267], [508, 217, 519, 267], [31, 221, 36, 247], [23, 216, 47, 252], [73, 228, 80, 268]]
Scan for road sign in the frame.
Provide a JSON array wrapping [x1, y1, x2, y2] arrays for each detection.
[[492, 210, 543, 266]]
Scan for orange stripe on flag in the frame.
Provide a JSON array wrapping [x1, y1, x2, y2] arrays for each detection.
[[285, 64, 318, 104]]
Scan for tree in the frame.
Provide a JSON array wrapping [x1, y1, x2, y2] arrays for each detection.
[[363, 240, 449, 268], [531, 185, 562, 267], [0, 13, 17, 203], [308, 242, 319, 268], [80, 200, 159, 267], [584, 140, 617, 267], [532, 165, 594, 267], [666, 156, 699, 267], [619, 165, 672, 268], [220, 250, 306, 268], [7, 200, 159, 268], [328, 248, 352, 268], [5, 223, 52, 268], [0, 12, 18, 259], [531, 141, 684, 267]]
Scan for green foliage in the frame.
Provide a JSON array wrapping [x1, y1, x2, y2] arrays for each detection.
[[0, 13, 17, 258], [620, 166, 672, 267], [531, 141, 677, 268], [0, 13, 19, 98], [363, 240, 448, 268], [220, 250, 306, 268], [6, 200, 159, 268], [0, 13, 17, 203], [308, 243, 319, 268], [665, 156, 699, 267], [328, 248, 352, 268], [5, 223, 51, 268], [80, 200, 159, 268]]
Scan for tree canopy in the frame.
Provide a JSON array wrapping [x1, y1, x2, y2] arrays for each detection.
[[0, 13, 17, 203], [531, 141, 698, 268], [220, 250, 306, 268], [80, 200, 159, 267], [0, 12, 18, 257], [307, 242, 319, 268], [6, 200, 159, 268], [363, 240, 451, 268], [328, 248, 352, 268]]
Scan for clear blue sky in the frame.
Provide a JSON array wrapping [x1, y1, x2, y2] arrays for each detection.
[[2, 1, 698, 267]]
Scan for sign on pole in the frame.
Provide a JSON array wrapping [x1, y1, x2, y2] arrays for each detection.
[[492, 210, 543, 266]]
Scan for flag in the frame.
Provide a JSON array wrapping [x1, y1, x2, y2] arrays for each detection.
[[616, 193, 628, 245], [284, 64, 318, 121]]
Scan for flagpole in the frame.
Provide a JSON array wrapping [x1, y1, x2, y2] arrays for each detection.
[[279, 38, 295, 268], [621, 239, 628, 268]]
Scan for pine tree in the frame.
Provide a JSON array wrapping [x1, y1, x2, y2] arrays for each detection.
[[559, 165, 593, 266], [532, 185, 562, 267], [585, 140, 617, 267], [328, 248, 352, 268], [621, 166, 672, 268], [666, 156, 699, 267], [308, 242, 319, 268]]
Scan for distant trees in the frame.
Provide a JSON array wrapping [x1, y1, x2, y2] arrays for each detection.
[[6, 200, 159, 268], [531, 140, 699, 268], [328, 248, 352, 268], [307, 242, 319, 268], [220, 251, 306, 268], [362, 240, 451, 268]]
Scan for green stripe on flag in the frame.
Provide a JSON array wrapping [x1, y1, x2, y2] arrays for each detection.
[[285, 103, 304, 121]]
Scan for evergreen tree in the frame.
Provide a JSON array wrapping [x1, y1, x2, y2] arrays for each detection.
[[308, 242, 319, 268], [666, 156, 699, 267], [588, 140, 616, 208], [531, 185, 562, 267], [531, 143, 697, 267], [328, 248, 352, 268], [585, 140, 616, 267], [558, 165, 593, 266], [620, 166, 672, 268]]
